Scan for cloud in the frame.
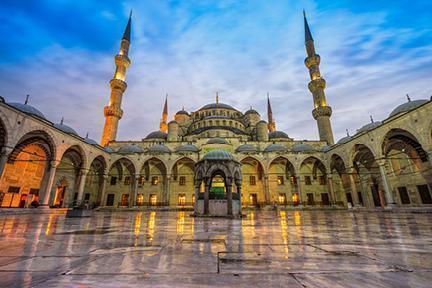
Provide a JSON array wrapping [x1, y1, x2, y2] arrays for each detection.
[[0, 0, 431, 143]]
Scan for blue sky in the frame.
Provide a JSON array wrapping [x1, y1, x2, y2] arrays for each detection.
[[1, 0, 431, 142]]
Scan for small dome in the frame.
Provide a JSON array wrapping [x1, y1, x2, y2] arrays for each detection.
[[148, 144, 171, 154], [176, 144, 199, 153], [207, 138, 229, 145], [199, 103, 237, 111], [244, 109, 260, 116], [145, 131, 168, 140], [104, 147, 114, 153], [389, 99, 429, 118], [236, 144, 258, 153], [269, 131, 289, 139], [9, 102, 46, 119], [118, 144, 144, 154], [203, 150, 234, 160], [176, 110, 190, 116], [356, 121, 382, 134], [292, 143, 315, 153], [321, 146, 332, 152], [264, 143, 286, 152], [54, 122, 78, 136], [84, 137, 99, 146], [337, 136, 352, 144]]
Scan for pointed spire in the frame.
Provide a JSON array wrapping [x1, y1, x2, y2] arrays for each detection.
[[163, 94, 168, 115], [216, 92, 219, 104], [346, 129, 350, 137], [60, 117, 64, 125], [267, 92, 273, 115], [406, 94, 411, 102], [303, 10, 313, 43], [370, 115, 374, 123], [122, 10, 132, 42], [24, 94, 29, 105], [85, 132, 89, 138]]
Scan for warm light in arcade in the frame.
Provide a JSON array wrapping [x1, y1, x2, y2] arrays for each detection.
[[292, 193, 299, 205]]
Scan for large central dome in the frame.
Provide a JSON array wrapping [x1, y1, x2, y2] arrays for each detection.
[[199, 103, 237, 111]]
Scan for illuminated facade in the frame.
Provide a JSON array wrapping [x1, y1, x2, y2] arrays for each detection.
[[0, 13, 432, 210]]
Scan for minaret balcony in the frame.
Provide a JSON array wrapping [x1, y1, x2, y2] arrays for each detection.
[[312, 106, 332, 119], [104, 106, 124, 118], [110, 78, 127, 91], [308, 78, 326, 92], [304, 54, 320, 68]]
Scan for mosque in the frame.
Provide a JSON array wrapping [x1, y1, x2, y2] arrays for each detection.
[[0, 13, 431, 213]]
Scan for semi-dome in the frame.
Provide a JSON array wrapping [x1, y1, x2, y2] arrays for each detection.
[[337, 136, 352, 144], [389, 99, 429, 118], [148, 144, 171, 153], [356, 121, 382, 134], [264, 143, 286, 152], [176, 110, 190, 116], [269, 131, 289, 139], [84, 136, 99, 146], [53, 121, 78, 136], [235, 144, 258, 153], [207, 138, 229, 145], [321, 146, 332, 152], [104, 147, 114, 153], [9, 102, 46, 119], [292, 143, 315, 153], [199, 103, 237, 111], [118, 144, 144, 154], [145, 131, 168, 140], [203, 149, 234, 160], [244, 109, 260, 116], [176, 144, 199, 153]]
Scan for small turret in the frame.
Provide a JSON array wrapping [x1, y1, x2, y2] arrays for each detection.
[[167, 120, 179, 141], [257, 120, 269, 141]]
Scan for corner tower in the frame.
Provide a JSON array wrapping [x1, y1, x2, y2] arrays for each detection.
[[303, 11, 334, 145], [101, 12, 132, 146]]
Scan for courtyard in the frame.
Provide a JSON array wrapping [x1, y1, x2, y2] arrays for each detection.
[[0, 210, 431, 287]]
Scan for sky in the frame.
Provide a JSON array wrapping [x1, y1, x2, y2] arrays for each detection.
[[0, 0, 431, 143]]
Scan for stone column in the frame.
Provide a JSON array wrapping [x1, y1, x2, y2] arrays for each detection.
[[98, 174, 108, 207], [296, 175, 303, 207], [348, 169, 360, 207], [194, 184, 200, 214], [40, 161, 58, 207], [204, 182, 210, 215], [226, 181, 233, 216], [236, 181, 243, 216], [0, 147, 12, 179], [76, 169, 88, 206], [129, 174, 139, 207], [326, 174, 336, 205], [164, 174, 172, 206], [263, 175, 270, 205], [377, 159, 395, 207]]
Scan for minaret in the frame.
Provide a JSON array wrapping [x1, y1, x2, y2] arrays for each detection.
[[267, 93, 276, 132], [303, 11, 334, 145], [101, 12, 132, 147], [159, 95, 168, 133]]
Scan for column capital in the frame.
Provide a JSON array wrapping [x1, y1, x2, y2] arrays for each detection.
[[79, 169, 89, 176], [327, 174, 333, 179], [49, 160, 59, 169], [376, 159, 388, 167]]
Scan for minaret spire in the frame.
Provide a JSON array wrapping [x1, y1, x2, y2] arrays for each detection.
[[101, 12, 132, 146], [303, 11, 334, 145], [160, 95, 168, 133], [267, 92, 276, 132]]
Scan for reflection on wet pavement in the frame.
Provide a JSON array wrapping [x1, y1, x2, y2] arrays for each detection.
[[0, 210, 431, 287]]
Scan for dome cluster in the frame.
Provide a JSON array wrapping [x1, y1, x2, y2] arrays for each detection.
[[236, 144, 258, 153], [268, 131, 289, 140], [207, 138, 230, 145], [145, 131, 168, 140]]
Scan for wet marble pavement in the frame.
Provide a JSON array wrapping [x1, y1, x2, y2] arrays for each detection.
[[0, 210, 431, 287]]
